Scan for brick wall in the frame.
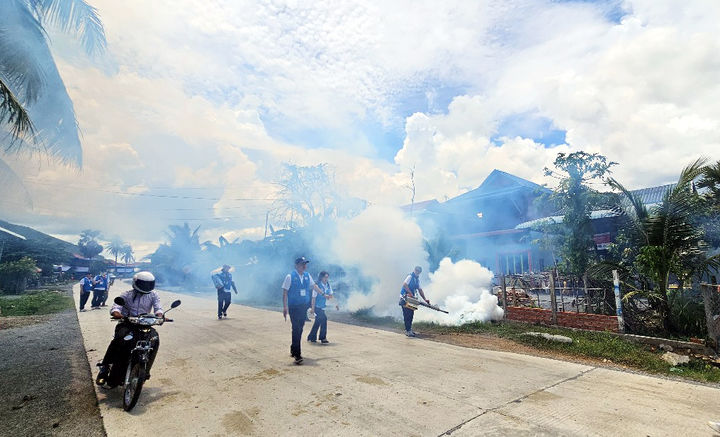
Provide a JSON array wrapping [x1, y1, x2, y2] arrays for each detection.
[[505, 306, 619, 332]]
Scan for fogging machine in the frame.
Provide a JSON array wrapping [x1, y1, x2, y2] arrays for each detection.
[[403, 296, 448, 314]]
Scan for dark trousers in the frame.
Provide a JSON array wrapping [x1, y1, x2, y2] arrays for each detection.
[[79, 291, 91, 310], [289, 305, 306, 358], [217, 290, 231, 316], [101, 290, 108, 305], [91, 289, 105, 307], [307, 307, 327, 341], [402, 306, 415, 332], [101, 323, 159, 371]]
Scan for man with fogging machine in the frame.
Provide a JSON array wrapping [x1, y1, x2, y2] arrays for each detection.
[[399, 266, 431, 337], [282, 257, 323, 365], [212, 265, 238, 320]]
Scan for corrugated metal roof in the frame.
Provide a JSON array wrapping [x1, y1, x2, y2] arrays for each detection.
[[515, 210, 619, 230], [0, 226, 26, 240], [629, 184, 675, 206]]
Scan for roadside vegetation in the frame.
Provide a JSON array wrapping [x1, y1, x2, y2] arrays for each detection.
[[0, 290, 73, 317], [350, 310, 720, 384]]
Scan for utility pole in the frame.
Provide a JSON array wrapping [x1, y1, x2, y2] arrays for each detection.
[[264, 211, 269, 238], [501, 275, 508, 319], [550, 269, 557, 325], [612, 270, 625, 333]]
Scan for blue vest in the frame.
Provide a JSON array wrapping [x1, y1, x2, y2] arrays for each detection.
[[213, 272, 233, 291], [400, 273, 419, 298], [315, 282, 331, 309], [94, 275, 108, 291], [81, 277, 93, 292], [287, 270, 311, 307]]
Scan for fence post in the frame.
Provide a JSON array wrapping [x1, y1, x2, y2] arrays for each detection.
[[550, 269, 557, 325], [582, 273, 588, 313], [701, 283, 720, 351], [612, 270, 625, 333], [501, 275, 508, 319]]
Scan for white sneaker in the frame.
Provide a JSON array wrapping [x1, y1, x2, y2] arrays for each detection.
[[405, 330, 416, 337], [708, 421, 720, 432]]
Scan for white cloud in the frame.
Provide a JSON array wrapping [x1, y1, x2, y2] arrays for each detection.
[[4, 0, 720, 253]]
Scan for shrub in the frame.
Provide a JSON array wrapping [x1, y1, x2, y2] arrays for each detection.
[[0, 257, 40, 294]]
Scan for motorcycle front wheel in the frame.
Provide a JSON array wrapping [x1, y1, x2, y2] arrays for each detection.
[[122, 362, 146, 411]]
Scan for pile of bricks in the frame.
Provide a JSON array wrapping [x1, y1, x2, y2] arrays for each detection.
[[505, 306, 619, 332]]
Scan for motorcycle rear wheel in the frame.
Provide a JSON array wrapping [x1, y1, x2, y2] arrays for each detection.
[[122, 362, 145, 411]]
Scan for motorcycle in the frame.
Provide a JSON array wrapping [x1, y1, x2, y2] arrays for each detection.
[[102, 296, 181, 411]]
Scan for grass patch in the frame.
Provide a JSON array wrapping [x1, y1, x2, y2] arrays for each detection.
[[349, 312, 720, 384], [0, 290, 74, 317]]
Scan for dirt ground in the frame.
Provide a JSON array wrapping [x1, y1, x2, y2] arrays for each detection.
[[0, 291, 105, 437]]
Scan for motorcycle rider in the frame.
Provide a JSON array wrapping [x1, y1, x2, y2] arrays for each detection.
[[96, 271, 163, 386]]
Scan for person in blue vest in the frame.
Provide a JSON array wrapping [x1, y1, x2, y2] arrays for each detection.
[[91, 272, 109, 309], [399, 266, 431, 337], [307, 271, 339, 344], [212, 264, 238, 320], [282, 257, 323, 365], [79, 273, 95, 312]]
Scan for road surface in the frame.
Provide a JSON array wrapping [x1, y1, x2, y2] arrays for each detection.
[[74, 284, 720, 436]]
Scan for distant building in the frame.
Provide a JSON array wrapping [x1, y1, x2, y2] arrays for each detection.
[[404, 169, 674, 275]]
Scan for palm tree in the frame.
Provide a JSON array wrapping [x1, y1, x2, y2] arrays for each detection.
[[0, 0, 106, 192], [606, 158, 716, 331], [121, 244, 134, 265], [106, 237, 125, 270]]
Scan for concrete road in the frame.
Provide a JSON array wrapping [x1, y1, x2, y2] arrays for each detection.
[[74, 284, 720, 436]]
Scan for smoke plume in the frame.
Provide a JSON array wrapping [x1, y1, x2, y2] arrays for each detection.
[[330, 205, 503, 325]]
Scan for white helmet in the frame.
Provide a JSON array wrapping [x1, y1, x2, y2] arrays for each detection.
[[132, 271, 156, 294]]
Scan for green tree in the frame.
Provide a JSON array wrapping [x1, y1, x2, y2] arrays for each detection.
[[121, 244, 134, 265], [543, 151, 617, 277], [1, 1, 106, 204], [106, 237, 125, 269], [1, 0, 106, 148], [150, 223, 201, 285], [78, 229, 102, 259], [0, 256, 39, 294], [607, 158, 718, 331]]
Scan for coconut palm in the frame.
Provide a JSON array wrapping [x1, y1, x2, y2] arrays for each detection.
[[0, 0, 106, 163], [606, 158, 718, 331], [121, 244, 134, 265], [105, 237, 125, 270]]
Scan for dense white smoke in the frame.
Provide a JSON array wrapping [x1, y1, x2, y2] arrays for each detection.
[[330, 206, 503, 325]]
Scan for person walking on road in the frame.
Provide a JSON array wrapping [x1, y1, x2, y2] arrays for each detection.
[[307, 271, 338, 344], [79, 273, 95, 312], [91, 272, 108, 309], [212, 265, 238, 320], [399, 266, 431, 337], [282, 257, 323, 365]]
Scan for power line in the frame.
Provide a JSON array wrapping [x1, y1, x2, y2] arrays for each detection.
[[21, 179, 279, 202]]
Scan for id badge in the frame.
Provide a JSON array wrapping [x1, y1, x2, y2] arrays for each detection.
[[300, 289, 306, 297]]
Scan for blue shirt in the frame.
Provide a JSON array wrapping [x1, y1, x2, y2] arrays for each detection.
[[81, 277, 93, 292]]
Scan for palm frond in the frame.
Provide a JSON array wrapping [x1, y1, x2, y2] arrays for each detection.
[[32, 0, 106, 56], [0, 1, 48, 103], [0, 77, 35, 145]]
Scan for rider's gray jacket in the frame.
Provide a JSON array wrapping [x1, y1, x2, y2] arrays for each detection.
[[110, 290, 163, 317]]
